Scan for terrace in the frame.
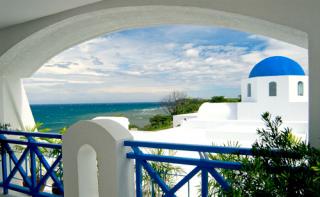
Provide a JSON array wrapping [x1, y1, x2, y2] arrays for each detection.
[[1, 0, 320, 196]]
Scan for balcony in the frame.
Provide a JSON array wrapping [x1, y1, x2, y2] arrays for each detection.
[[0, 0, 320, 196], [0, 117, 318, 197]]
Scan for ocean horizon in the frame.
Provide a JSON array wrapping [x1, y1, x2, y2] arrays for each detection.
[[30, 102, 165, 132]]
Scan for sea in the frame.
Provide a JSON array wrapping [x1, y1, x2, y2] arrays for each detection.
[[30, 102, 165, 132]]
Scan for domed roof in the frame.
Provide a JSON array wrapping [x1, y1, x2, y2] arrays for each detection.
[[249, 56, 305, 78]]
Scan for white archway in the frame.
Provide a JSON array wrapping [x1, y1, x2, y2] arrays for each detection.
[[0, 6, 307, 78], [78, 144, 99, 197], [0, 1, 319, 147], [63, 118, 134, 197]]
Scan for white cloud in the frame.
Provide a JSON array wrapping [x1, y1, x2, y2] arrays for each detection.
[[242, 36, 308, 73], [25, 27, 308, 103], [185, 48, 199, 58]]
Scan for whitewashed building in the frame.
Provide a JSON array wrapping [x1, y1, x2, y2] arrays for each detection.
[[136, 56, 308, 147], [1, 1, 320, 196]]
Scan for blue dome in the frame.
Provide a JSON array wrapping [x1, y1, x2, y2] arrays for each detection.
[[249, 56, 305, 78]]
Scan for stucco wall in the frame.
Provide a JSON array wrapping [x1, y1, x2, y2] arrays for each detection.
[[173, 113, 198, 127], [237, 102, 308, 121], [198, 103, 238, 120], [242, 76, 309, 104], [288, 76, 308, 102]]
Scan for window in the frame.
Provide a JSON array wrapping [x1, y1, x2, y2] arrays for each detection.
[[269, 82, 277, 96], [247, 83, 252, 97], [298, 81, 304, 96]]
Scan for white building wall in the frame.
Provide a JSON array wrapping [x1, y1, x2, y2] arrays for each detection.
[[173, 113, 198, 127], [241, 78, 258, 102], [237, 102, 308, 121], [255, 76, 290, 104], [288, 76, 308, 102], [242, 76, 307, 104], [197, 103, 238, 120], [0, 76, 35, 130]]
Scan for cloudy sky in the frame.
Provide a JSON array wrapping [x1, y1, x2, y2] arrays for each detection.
[[24, 25, 308, 104]]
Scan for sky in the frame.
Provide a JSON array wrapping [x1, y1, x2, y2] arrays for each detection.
[[23, 25, 308, 104]]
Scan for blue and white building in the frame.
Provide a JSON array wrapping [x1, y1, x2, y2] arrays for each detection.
[[146, 56, 309, 147]]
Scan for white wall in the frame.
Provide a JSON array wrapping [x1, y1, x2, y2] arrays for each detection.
[[0, 76, 35, 130], [288, 76, 308, 102], [241, 77, 258, 102], [63, 117, 134, 197], [197, 103, 238, 120], [173, 113, 198, 127], [255, 76, 289, 103], [237, 102, 308, 121], [242, 76, 309, 104]]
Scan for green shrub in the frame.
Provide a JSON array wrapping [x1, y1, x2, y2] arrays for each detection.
[[143, 115, 172, 131], [210, 96, 240, 103], [129, 124, 141, 130], [0, 123, 11, 130], [210, 96, 226, 103], [174, 98, 207, 115], [204, 112, 320, 197]]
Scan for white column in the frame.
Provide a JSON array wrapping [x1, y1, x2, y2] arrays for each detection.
[[0, 75, 35, 130], [63, 117, 134, 197], [309, 31, 320, 148]]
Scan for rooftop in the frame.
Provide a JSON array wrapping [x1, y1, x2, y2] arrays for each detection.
[[249, 56, 305, 78]]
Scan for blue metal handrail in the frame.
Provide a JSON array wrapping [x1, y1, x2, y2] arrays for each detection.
[[0, 130, 63, 197], [125, 140, 252, 155], [124, 140, 253, 197]]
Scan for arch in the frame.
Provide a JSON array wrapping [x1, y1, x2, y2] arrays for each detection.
[[269, 81, 277, 96], [298, 81, 304, 96], [0, 5, 308, 78], [247, 83, 252, 97], [77, 144, 99, 197], [62, 118, 134, 197]]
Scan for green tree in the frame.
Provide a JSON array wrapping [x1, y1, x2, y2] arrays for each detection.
[[161, 91, 188, 115], [204, 112, 320, 197], [143, 115, 172, 131]]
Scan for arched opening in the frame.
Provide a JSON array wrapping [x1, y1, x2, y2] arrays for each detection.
[[23, 25, 308, 133], [0, 0, 319, 149], [269, 81, 277, 97], [0, 4, 311, 134], [77, 144, 99, 197], [247, 83, 252, 97], [298, 81, 304, 96], [0, 6, 308, 79]]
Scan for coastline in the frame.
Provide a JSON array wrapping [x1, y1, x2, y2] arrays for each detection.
[[30, 102, 166, 132]]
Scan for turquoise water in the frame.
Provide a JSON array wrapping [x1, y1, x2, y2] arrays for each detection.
[[30, 102, 164, 132]]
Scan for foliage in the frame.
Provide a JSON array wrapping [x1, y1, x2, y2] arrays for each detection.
[[129, 124, 141, 130], [161, 91, 188, 115], [4, 122, 65, 179], [39, 126, 66, 180], [161, 91, 207, 115], [0, 123, 11, 153], [240, 112, 320, 197], [173, 98, 207, 115], [197, 141, 247, 197], [142, 149, 184, 196], [203, 112, 320, 197], [143, 92, 240, 131], [210, 96, 240, 103], [0, 123, 11, 130], [143, 115, 172, 131]]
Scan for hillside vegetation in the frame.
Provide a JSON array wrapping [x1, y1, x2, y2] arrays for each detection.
[[136, 92, 240, 131]]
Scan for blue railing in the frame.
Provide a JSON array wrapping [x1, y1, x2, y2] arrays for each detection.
[[124, 140, 253, 197], [0, 130, 63, 197]]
